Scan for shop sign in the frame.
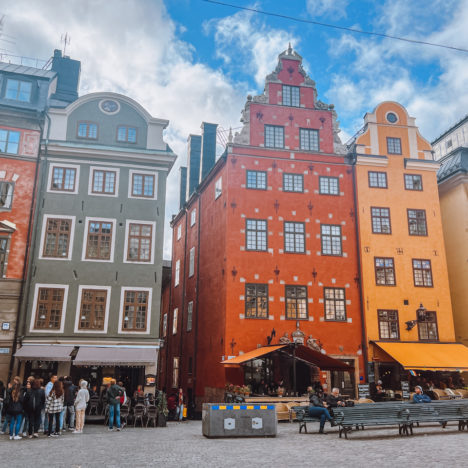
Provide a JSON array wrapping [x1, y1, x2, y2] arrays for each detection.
[[401, 381, 410, 399], [0, 347, 10, 354], [145, 374, 156, 386], [358, 383, 370, 398]]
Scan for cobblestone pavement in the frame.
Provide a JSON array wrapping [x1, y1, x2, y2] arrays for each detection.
[[0, 420, 467, 467]]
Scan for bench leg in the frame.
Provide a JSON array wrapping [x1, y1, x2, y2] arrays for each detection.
[[299, 422, 307, 434]]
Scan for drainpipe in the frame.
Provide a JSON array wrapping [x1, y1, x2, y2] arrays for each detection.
[[8, 111, 47, 382], [178, 205, 189, 384], [192, 194, 202, 413], [350, 148, 369, 382]]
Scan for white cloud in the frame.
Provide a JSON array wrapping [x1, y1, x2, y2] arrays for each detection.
[[2, 0, 246, 259], [205, 8, 299, 86], [306, 0, 349, 19]]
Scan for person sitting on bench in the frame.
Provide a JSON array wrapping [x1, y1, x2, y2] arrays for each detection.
[[413, 385, 431, 403], [308, 389, 333, 434]]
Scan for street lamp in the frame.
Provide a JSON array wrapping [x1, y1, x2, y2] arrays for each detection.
[[405, 303, 427, 331]]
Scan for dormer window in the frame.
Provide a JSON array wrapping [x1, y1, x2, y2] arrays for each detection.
[[77, 122, 98, 139], [282, 85, 300, 107], [117, 126, 137, 143], [5, 79, 32, 102]]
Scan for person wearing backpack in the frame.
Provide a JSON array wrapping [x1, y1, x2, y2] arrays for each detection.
[[24, 378, 45, 438], [5, 379, 24, 440], [106, 379, 123, 431]]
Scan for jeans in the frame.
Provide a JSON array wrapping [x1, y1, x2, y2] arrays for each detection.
[[9, 414, 23, 436], [2, 413, 11, 432], [27, 408, 42, 435], [47, 412, 60, 436], [20, 412, 28, 434], [59, 406, 67, 430], [178, 404, 184, 421], [66, 405, 75, 429], [108, 403, 121, 429], [308, 406, 333, 430]]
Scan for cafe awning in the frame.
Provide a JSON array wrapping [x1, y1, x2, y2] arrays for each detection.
[[221, 345, 287, 365], [15, 345, 74, 362], [373, 341, 468, 371], [73, 346, 158, 366], [222, 344, 353, 371]]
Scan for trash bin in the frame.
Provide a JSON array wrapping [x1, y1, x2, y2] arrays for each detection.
[[202, 403, 277, 438]]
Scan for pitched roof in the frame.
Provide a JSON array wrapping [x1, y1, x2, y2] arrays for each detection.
[[0, 62, 56, 80]]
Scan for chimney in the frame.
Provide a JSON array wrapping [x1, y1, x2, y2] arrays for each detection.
[[50, 49, 81, 105], [179, 166, 187, 210], [186, 134, 202, 199], [199, 122, 218, 183]]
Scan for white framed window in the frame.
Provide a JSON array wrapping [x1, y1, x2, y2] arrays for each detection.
[[38, 215, 76, 261], [173, 308, 178, 335], [128, 169, 158, 200], [0, 129, 20, 154], [189, 247, 195, 277], [172, 356, 179, 388], [47, 163, 80, 194], [163, 313, 168, 337], [191, 208, 197, 226], [118, 286, 152, 334], [123, 220, 156, 264], [29, 283, 69, 333], [88, 166, 119, 197], [74, 285, 111, 333], [177, 224, 182, 241], [215, 177, 222, 199], [175, 259, 180, 287], [0, 182, 14, 210], [81, 217, 116, 263], [187, 301, 193, 332]]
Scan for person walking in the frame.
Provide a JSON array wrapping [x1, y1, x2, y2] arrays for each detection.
[[177, 388, 185, 421], [24, 378, 45, 438], [4, 379, 24, 440], [106, 379, 123, 431], [73, 380, 89, 434], [45, 381, 64, 437]]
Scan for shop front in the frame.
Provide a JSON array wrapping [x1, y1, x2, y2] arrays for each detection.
[[369, 341, 468, 399], [14, 344, 75, 382], [71, 346, 158, 396], [223, 343, 355, 398]]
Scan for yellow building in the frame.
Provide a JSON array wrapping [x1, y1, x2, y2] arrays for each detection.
[[351, 102, 467, 389], [437, 147, 468, 348]]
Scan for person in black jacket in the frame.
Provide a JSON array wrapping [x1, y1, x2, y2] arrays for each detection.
[[308, 390, 334, 434], [5, 380, 24, 440], [63, 378, 77, 431], [24, 378, 45, 438]]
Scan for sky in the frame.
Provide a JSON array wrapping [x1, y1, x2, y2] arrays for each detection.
[[1, 0, 468, 259]]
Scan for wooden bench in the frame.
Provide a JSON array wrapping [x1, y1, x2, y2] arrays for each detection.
[[407, 400, 468, 431]]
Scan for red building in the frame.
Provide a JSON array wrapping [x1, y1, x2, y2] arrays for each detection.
[[159, 47, 365, 411]]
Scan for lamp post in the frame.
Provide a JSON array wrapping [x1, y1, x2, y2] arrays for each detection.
[[405, 303, 427, 331]]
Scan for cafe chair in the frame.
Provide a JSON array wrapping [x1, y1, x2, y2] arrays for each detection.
[[146, 405, 158, 427], [120, 404, 130, 428], [133, 404, 145, 427]]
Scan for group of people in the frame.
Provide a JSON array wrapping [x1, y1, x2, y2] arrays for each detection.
[[0, 375, 89, 440], [306, 386, 347, 434]]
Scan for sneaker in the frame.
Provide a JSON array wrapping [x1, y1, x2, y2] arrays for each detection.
[[33, 433, 39, 438], [28, 435, 33, 439], [51, 433, 59, 437], [14, 435, 22, 440], [72, 430, 80, 434], [69, 427, 75, 431], [22, 432, 27, 437], [108, 428, 114, 431], [9, 435, 13, 440], [116, 427, 121, 431], [0, 431, 4, 435]]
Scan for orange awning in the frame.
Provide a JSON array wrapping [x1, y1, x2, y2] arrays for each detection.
[[373, 341, 468, 371], [221, 345, 287, 365]]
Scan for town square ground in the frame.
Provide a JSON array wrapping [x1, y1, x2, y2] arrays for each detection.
[[1, 420, 467, 467]]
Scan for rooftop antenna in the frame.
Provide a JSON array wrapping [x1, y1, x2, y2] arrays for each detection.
[[61, 32, 70, 56]]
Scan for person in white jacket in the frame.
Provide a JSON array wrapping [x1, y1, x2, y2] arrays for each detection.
[[73, 380, 89, 434]]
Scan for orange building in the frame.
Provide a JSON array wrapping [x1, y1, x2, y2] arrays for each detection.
[[159, 47, 365, 411], [351, 102, 468, 389]]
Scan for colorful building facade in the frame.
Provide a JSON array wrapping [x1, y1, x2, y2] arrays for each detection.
[[160, 47, 366, 410], [351, 102, 461, 387]]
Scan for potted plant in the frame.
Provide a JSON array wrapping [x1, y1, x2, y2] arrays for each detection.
[[157, 391, 169, 427]]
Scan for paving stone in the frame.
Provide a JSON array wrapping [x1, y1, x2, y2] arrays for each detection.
[[0, 420, 467, 467]]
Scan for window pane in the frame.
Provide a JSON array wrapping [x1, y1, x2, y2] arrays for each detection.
[[128, 127, 137, 142], [117, 127, 126, 141], [133, 174, 143, 195]]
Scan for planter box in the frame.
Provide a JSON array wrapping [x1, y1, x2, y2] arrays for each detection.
[[202, 403, 277, 438]]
